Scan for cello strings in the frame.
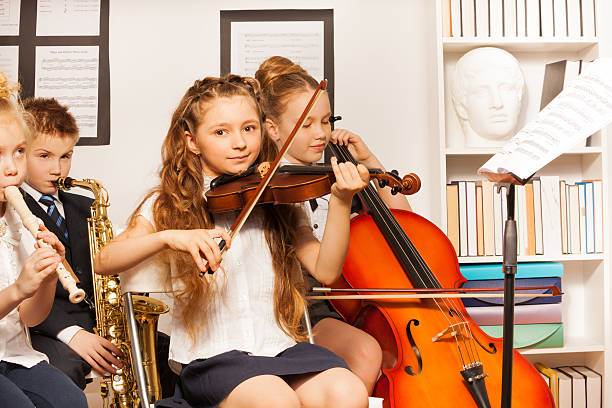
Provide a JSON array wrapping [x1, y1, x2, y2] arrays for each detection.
[[360, 182, 480, 366], [331, 144, 470, 363], [348, 154, 480, 366]]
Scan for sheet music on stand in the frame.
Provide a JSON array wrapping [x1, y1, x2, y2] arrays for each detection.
[[479, 58, 612, 183], [478, 58, 612, 407]]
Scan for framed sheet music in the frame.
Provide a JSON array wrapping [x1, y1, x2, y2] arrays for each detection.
[[0, 0, 110, 146], [220, 9, 335, 110]]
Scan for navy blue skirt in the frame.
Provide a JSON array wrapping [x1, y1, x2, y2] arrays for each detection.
[[155, 342, 348, 408]]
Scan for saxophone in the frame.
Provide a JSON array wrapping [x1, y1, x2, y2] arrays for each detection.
[[56, 177, 169, 408]]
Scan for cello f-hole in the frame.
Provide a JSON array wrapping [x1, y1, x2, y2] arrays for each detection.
[[404, 319, 423, 376]]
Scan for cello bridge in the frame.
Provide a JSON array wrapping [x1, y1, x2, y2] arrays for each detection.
[[432, 322, 469, 342]]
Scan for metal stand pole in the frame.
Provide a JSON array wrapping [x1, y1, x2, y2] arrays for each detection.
[[501, 184, 517, 408]]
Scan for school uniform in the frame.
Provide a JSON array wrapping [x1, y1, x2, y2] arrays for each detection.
[[143, 177, 348, 408], [21, 184, 176, 395], [0, 204, 88, 408], [21, 184, 96, 389]]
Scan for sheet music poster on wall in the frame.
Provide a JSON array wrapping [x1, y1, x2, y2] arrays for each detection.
[[0, 0, 110, 145]]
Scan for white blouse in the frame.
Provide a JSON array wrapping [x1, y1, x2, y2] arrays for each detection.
[[0, 206, 49, 368], [137, 177, 311, 371]]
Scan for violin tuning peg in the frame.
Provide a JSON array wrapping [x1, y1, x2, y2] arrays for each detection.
[[378, 179, 388, 188], [391, 186, 400, 195], [391, 169, 399, 176]]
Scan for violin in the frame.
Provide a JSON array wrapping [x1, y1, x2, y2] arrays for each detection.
[[320, 129, 554, 407], [205, 163, 421, 213]]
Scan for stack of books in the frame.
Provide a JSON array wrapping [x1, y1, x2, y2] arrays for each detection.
[[461, 262, 563, 349], [446, 178, 603, 257], [535, 363, 601, 407], [443, 0, 596, 38]]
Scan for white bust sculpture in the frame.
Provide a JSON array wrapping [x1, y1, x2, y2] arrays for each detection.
[[452, 47, 525, 147]]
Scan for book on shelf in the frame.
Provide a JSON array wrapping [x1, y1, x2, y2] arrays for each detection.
[[479, 58, 612, 184], [571, 366, 602, 408], [479, 323, 563, 348], [559, 180, 568, 254], [474, 0, 488, 37], [555, 368, 572, 408], [446, 177, 602, 258], [460, 262, 563, 280], [553, 0, 567, 36], [540, 0, 554, 37], [555, 367, 586, 408], [446, 184, 460, 254], [476, 184, 484, 255], [442, 0, 451, 36], [566, 0, 582, 37], [525, 0, 540, 37], [535, 363, 559, 407], [489, 0, 502, 37], [568, 184, 580, 254], [449, 0, 461, 37], [577, 182, 587, 253], [461, 277, 562, 307], [481, 180, 495, 256], [540, 176, 562, 256], [516, 0, 526, 37], [581, 0, 597, 37], [442, 0, 595, 39], [457, 181, 468, 257], [462, 0, 476, 37], [503, 0, 517, 37], [466, 181, 477, 256], [533, 178, 544, 255], [540, 60, 582, 111], [591, 180, 603, 253], [466, 302, 562, 325], [493, 184, 503, 255]]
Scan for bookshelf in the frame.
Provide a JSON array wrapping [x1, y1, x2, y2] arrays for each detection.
[[435, 1, 610, 405]]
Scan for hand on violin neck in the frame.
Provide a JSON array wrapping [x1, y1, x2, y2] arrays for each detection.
[[331, 129, 377, 167], [329, 157, 370, 203], [161, 228, 231, 273]]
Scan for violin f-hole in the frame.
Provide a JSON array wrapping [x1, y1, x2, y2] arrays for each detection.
[[404, 319, 423, 376]]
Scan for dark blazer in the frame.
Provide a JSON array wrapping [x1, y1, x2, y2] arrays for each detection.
[[22, 189, 96, 336]]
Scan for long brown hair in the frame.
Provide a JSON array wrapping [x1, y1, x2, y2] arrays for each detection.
[[132, 75, 306, 341], [255, 56, 319, 122]]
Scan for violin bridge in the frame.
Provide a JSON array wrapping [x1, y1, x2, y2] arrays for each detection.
[[432, 322, 468, 342]]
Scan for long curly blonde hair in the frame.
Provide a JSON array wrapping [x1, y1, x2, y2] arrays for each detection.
[[133, 75, 307, 342]]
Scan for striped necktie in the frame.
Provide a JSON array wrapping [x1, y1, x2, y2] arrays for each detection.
[[39, 194, 69, 240]]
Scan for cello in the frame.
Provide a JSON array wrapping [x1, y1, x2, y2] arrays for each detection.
[[323, 140, 554, 408]]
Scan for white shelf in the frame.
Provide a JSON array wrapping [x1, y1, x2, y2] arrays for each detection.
[[445, 146, 602, 156], [458, 254, 604, 263], [442, 37, 599, 53], [520, 338, 605, 355]]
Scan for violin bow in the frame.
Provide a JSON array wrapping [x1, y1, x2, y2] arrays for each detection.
[[308, 285, 563, 300], [201, 80, 328, 276]]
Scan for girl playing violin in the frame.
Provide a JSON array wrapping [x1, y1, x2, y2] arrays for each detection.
[[255, 56, 411, 394], [93, 75, 370, 408]]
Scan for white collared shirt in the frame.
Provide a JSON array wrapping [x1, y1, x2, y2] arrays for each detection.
[[21, 183, 66, 218], [20, 182, 81, 344], [137, 177, 311, 371], [0, 206, 49, 367]]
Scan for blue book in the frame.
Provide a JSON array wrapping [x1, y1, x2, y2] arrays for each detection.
[[460, 262, 563, 281], [461, 277, 562, 307]]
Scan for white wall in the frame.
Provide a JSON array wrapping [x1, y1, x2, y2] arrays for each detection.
[[69, 0, 439, 227]]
